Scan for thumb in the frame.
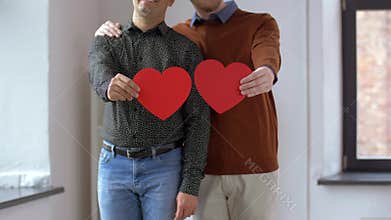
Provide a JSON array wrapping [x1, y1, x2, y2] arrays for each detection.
[[174, 204, 183, 220]]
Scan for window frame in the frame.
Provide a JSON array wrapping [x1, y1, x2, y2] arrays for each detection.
[[342, 0, 391, 171]]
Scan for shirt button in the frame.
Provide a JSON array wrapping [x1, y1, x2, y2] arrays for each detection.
[[132, 134, 136, 138], [134, 107, 138, 112]]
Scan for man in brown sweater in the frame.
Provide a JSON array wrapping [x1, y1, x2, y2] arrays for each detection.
[[95, 0, 281, 219]]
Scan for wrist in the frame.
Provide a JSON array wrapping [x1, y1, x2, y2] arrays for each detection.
[[179, 176, 201, 197], [259, 65, 278, 85]]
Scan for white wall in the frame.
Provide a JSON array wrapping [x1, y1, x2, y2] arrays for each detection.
[[99, 0, 133, 24], [47, 0, 101, 218], [309, 0, 391, 219]]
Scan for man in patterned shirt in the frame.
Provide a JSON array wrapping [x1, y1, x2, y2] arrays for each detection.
[[88, 0, 210, 219], [96, 0, 282, 220]]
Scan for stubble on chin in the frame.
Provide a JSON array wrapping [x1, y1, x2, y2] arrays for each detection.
[[137, 4, 152, 16], [195, 1, 221, 13]]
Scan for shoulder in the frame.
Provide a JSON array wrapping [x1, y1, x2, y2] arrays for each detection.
[[167, 28, 203, 70], [172, 19, 192, 34], [90, 34, 124, 51], [237, 9, 275, 20], [172, 19, 203, 49], [168, 27, 200, 53], [236, 10, 279, 27]]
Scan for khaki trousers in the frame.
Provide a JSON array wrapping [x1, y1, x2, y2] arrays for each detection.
[[192, 169, 279, 220]]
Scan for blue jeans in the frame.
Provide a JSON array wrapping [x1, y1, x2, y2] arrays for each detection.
[[97, 140, 182, 220]]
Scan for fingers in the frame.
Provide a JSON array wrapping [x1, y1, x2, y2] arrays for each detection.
[[110, 84, 134, 101], [174, 206, 184, 220], [106, 21, 122, 37], [239, 76, 266, 91], [240, 69, 263, 84], [240, 65, 275, 85], [178, 207, 195, 219], [115, 80, 138, 99], [240, 67, 274, 97], [94, 28, 105, 37], [102, 25, 118, 38], [107, 87, 127, 101], [95, 21, 122, 38], [107, 73, 141, 101], [241, 83, 272, 97], [182, 208, 194, 219], [116, 74, 141, 93], [114, 74, 140, 98], [95, 30, 102, 37], [174, 202, 195, 219], [174, 192, 198, 220]]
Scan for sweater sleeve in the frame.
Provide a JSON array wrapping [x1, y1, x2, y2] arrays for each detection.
[[251, 14, 282, 84]]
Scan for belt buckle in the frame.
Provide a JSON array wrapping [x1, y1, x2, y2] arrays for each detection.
[[126, 149, 133, 159]]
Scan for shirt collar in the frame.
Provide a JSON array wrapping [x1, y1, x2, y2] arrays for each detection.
[[190, 0, 238, 27], [124, 20, 170, 35]]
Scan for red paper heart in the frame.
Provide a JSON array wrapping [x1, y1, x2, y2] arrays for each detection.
[[133, 67, 192, 120], [195, 59, 252, 113]]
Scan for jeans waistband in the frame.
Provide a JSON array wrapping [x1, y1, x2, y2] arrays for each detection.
[[102, 139, 179, 151]]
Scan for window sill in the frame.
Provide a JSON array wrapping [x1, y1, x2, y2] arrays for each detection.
[[0, 186, 64, 209], [317, 172, 391, 185]]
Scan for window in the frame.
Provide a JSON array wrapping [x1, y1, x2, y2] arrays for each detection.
[[0, 0, 51, 188], [342, 0, 391, 171]]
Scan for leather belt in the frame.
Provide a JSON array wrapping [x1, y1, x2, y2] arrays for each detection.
[[102, 141, 181, 159]]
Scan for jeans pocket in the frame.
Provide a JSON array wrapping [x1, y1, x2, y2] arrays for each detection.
[[99, 148, 112, 165], [156, 148, 182, 166]]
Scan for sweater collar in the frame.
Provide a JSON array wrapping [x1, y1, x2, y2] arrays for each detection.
[[190, 0, 238, 27]]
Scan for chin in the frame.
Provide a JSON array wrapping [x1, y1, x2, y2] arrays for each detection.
[[199, 3, 221, 12], [137, 5, 152, 15]]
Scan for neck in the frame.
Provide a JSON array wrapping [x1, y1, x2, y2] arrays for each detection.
[[132, 13, 164, 32], [196, 1, 226, 20]]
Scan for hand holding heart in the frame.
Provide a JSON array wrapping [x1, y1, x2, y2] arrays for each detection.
[[120, 59, 259, 120], [107, 73, 140, 101], [239, 66, 275, 97]]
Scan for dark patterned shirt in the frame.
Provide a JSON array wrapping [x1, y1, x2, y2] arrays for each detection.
[[88, 21, 210, 196]]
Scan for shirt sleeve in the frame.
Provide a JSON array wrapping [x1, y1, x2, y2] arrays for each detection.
[[88, 36, 121, 102], [179, 43, 211, 196], [251, 14, 282, 85]]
